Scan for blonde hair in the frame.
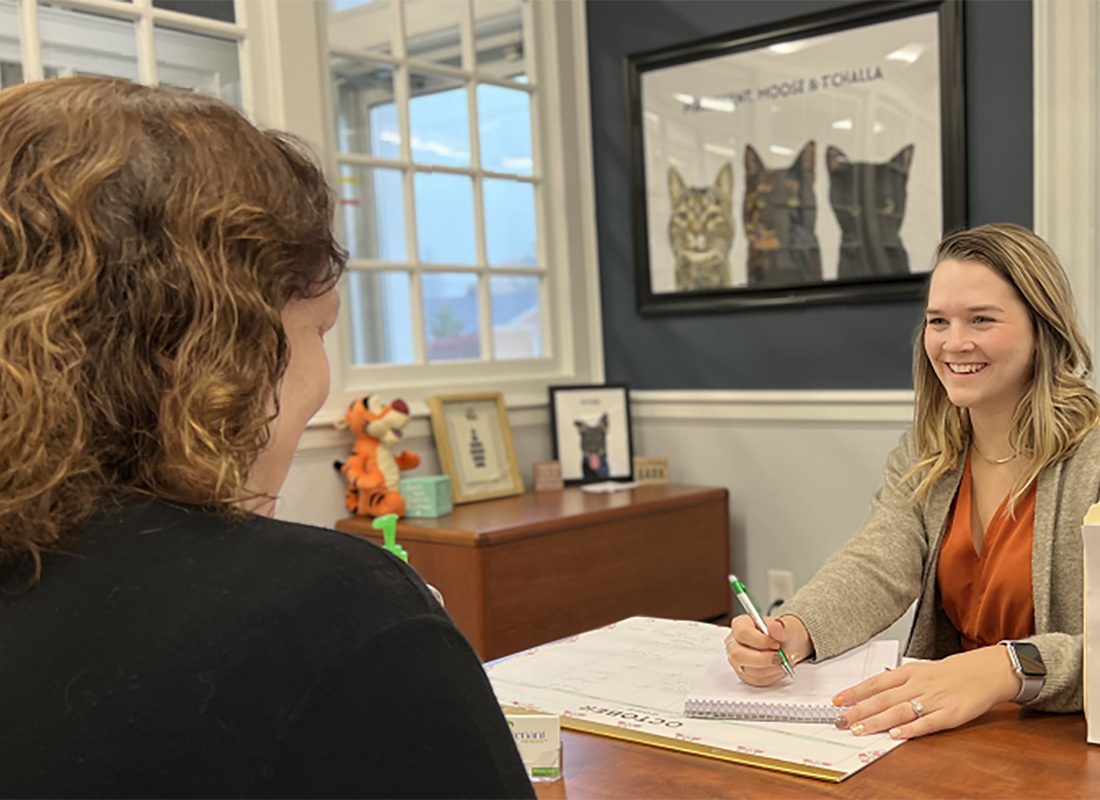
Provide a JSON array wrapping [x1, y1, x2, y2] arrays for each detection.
[[910, 223, 1100, 505], [0, 77, 345, 573]]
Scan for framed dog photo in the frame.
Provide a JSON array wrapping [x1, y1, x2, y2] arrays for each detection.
[[427, 392, 524, 504], [549, 385, 634, 485]]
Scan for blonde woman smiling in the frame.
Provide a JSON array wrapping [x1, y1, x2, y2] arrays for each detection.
[[725, 224, 1100, 740]]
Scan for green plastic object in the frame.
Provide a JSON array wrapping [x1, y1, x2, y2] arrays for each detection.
[[372, 513, 407, 562]]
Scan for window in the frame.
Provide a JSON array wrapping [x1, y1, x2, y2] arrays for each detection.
[[2, 0, 245, 109], [326, 0, 561, 387], [1, 0, 603, 415]]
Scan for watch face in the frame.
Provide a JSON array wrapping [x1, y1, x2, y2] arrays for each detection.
[[1012, 643, 1046, 677]]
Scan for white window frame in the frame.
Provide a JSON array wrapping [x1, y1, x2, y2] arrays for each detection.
[[329, 1, 545, 374], [266, 0, 604, 424], [4, 0, 604, 424], [13, 0, 254, 107]]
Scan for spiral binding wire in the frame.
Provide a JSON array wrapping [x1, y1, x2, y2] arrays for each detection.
[[683, 699, 846, 723]]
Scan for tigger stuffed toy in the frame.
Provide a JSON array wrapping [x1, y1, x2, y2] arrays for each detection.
[[334, 395, 420, 517]]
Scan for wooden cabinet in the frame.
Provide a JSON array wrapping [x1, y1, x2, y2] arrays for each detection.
[[335, 483, 730, 660]]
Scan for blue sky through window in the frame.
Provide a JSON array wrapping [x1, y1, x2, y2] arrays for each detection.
[[348, 82, 539, 363]]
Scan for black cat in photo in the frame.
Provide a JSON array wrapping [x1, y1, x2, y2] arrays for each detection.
[[826, 144, 915, 279], [742, 141, 822, 288]]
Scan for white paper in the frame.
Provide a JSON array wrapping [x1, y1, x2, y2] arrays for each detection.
[[579, 481, 639, 493], [487, 617, 906, 781], [689, 639, 898, 708], [452, 414, 502, 484]]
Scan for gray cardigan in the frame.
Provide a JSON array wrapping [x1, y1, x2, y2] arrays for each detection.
[[782, 427, 1100, 712]]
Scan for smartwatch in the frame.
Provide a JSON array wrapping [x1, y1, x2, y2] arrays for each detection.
[[1000, 640, 1046, 704]]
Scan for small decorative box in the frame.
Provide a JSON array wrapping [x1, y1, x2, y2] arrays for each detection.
[[502, 707, 562, 782], [400, 475, 453, 518]]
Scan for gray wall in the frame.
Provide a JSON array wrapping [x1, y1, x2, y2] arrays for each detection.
[[587, 0, 1033, 390]]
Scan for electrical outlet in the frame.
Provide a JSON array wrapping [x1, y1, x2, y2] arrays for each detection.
[[767, 569, 795, 608]]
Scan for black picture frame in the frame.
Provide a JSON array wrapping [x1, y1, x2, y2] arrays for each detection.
[[548, 384, 634, 485], [626, 0, 966, 315]]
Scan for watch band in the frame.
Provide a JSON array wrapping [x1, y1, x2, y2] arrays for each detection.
[[1000, 640, 1044, 704]]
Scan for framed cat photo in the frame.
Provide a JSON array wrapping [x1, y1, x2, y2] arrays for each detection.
[[548, 384, 634, 486], [626, 0, 966, 314], [427, 392, 524, 504]]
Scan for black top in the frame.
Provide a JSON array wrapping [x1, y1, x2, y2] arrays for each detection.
[[0, 499, 533, 799]]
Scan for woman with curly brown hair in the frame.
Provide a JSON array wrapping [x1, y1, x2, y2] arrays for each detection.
[[726, 224, 1100, 741], [0, 77, 531, 799]]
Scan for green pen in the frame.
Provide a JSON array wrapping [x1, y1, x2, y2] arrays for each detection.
[[729, 574, 796, 681]]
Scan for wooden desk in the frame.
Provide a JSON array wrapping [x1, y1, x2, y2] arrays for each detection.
[[534, 705, 1099, 798], [335, 483, 729, 660]]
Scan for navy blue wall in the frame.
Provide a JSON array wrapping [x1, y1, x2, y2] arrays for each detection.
[[587, 0, 1032, 389]]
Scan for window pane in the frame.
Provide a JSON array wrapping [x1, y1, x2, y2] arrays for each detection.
[[0, 61, 22, 88], [328, 0, 393, 56], [408, 69, 469, 167], [423, 272, 480, 362], [340, 165, 406, 262], [414, 173, 475, 264], [483, 179, 536, 267], [404, 0, 464, 70], [477, 84, 532, 177], [0, 0, 21, 88], [490, 275, 541, 359], [153, 0, 235, 23], [39, 6, 138, 82], [332, 55, 400, 158], [474, 0, 528, 82], [346, 271, 414, 365], [155, 27, 241, 108]]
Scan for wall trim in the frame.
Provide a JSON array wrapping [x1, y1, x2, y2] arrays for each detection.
[[1033, 0, 1099, 374], [569, 0, 606, 383], [298, 401, 554, 453], [631, 389, 914, 423], [299, 388, 915, 451]]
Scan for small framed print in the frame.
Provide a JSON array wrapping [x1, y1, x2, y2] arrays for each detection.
[[633, 456, 670, 484], [533, 461, 564, 492], [549, 384, 634, 485], [428, 392, 524, 504]]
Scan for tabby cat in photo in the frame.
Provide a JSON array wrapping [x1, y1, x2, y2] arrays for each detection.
[[743, 141, 821, 288], [826, 144, 915, 279], [667, 162, 733, 291]]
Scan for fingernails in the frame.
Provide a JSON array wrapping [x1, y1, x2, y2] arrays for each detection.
[[834, 715, 850, 730], [772, 653, 784, 666], [832, 693, 844, 705], [850, 722, 865, 736], [889, 727, 902, 739]]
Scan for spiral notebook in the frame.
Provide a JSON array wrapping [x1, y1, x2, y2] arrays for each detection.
[[683, 639, 899, 721]]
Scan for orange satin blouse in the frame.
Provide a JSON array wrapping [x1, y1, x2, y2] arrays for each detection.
[[937, 451, 1036, 650]]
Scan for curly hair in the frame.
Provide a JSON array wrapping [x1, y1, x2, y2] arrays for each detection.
[[910, 223, 1100, 507], [0, 77, 346, 573]]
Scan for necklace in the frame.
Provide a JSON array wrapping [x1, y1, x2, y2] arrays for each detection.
[[971, 441, 1017, 465]]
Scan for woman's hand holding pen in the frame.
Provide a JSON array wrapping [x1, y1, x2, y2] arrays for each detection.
[[831, 646, 1021, 740], [724, 615, 814, 687]]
